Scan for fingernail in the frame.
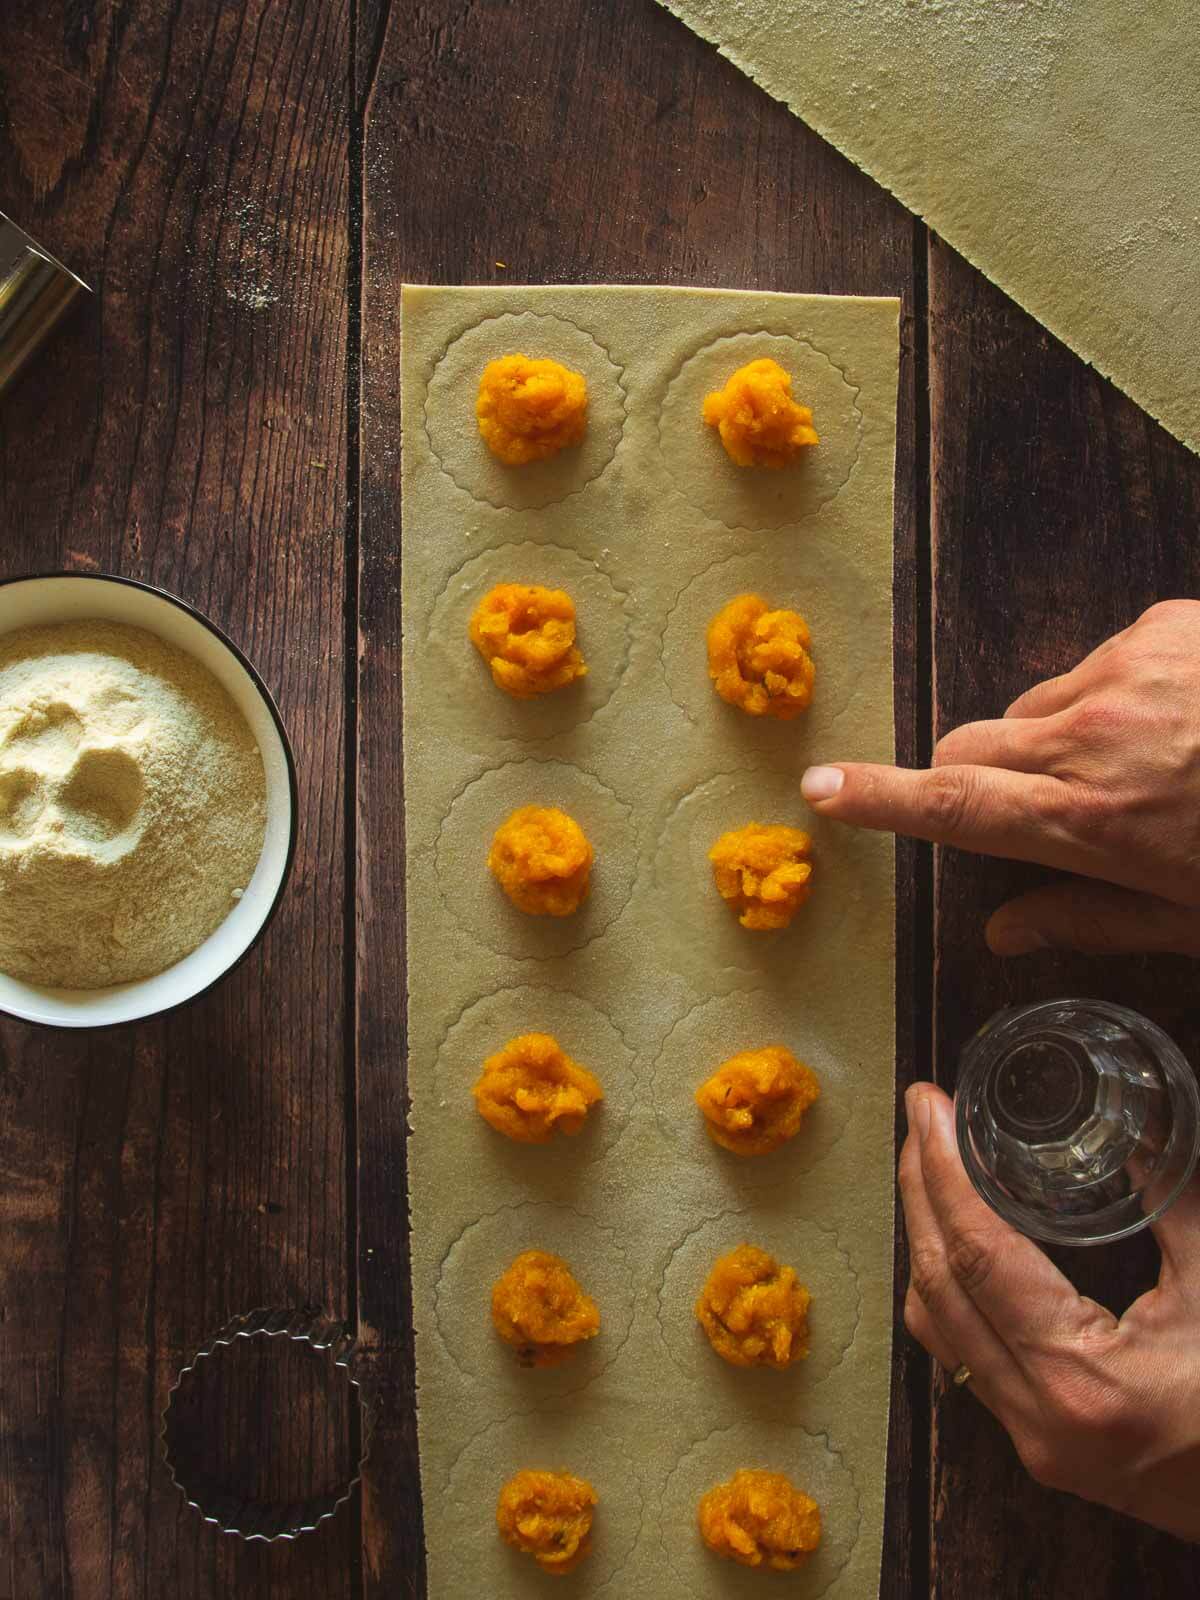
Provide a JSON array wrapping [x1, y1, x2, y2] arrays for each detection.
[[801, 765, 844, 803], [915, 1081, 934, 1145], [908, 1087, 931, 1143], [989, 924, 1049, 957]]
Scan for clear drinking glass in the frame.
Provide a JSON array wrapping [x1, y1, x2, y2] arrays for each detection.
[[955, 999, 1200, 1246]]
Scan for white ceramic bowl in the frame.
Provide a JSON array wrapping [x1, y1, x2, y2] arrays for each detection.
[[0, 573, 297, 1027]]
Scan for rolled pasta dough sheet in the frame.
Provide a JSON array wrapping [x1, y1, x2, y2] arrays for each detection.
[[401, 283, 898, 1599], [654, 0, 1200, 455]]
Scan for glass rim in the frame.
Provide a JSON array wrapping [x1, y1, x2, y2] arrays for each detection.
[[955, 998, 1200, 1247]]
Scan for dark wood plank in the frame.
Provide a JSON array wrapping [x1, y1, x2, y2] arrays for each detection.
[[928, 234, 1200, 1598], [0, 3, 357, 1596], [355, 1, 926, 1593]]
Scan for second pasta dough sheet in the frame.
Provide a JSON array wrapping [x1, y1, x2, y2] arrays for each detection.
[[400, 282, 899, 1599]]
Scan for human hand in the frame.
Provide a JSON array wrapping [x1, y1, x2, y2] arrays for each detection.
[[801, 600, 1200, 957], [900, 1081, 1200, 1541]]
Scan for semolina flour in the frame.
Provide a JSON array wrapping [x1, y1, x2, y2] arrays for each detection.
[[0, 619, 267, 989]]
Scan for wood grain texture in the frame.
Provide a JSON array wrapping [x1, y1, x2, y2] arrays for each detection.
[[353, 0, 419, 1589], [928, 234, 1200, 1599], [0, 2, 357, 1596], [13, 0, 1200, 1594], [355, 1, 925, 1594]]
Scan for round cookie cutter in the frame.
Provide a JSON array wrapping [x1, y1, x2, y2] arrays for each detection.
[[161, 1306, 375, 1542]]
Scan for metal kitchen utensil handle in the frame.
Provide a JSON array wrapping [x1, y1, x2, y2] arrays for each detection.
[[0, 210, 90, 395]]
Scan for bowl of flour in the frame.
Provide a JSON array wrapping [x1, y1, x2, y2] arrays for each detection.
[[0, 574, 296, 1026]]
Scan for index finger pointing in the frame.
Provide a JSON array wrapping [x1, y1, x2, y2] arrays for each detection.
[[800, 759, 1081, 869]]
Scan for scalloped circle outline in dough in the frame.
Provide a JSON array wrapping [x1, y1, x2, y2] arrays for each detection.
[[657, 1418, 861, 1600], [434, 1199, 637, 1402], [655, 1208, 862, 1395], [424, 312, 628, 511], [439, 1408, 645, 1597], [425, 542, 634, 745], [435, 758, 638, 961], [649, 990, 851, 1188], [657, 331, 863, 532], [650, 768, 853, 990], [434, 981, 638, 1171], [659, 543, 874, 737]]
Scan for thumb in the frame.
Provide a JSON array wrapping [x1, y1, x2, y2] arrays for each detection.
[[986, 880, 1200, 958]]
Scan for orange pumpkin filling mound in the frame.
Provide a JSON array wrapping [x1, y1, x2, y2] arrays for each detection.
[[708, 823, 813, 929], [695, 1046, 820, 1156], [707, 594, 815, 720], [473, 1032, 603, 1144], [469, 583, 587, 699], [701, 358, 819, 469], [489, 805, 593, 916], [695, 1243, 811, 1370], [477, 354, 589, 465], [491, 1249, 601, 1367], [496, 1467, 598, 1575], [698, 1467, 821, 1570]]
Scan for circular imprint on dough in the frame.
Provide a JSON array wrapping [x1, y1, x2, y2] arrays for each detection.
[[425, 312, 627, 511], [425, 543, 633, 746], [660, 544, 875, 746], [649, 991, 851, 1192], [658, 1420, 860, 1600], [440, 1410, 643, 1598], [656, 1209, 860, 1399], [658, 332, 862, 531], [435, 759, 637, 960], [434, 983, 638, 1177], [650, 768, 852, 991], [434, 1199, 636, 1402]]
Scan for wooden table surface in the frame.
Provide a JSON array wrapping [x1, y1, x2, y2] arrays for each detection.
[[2, 2, 1199, 1595]]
